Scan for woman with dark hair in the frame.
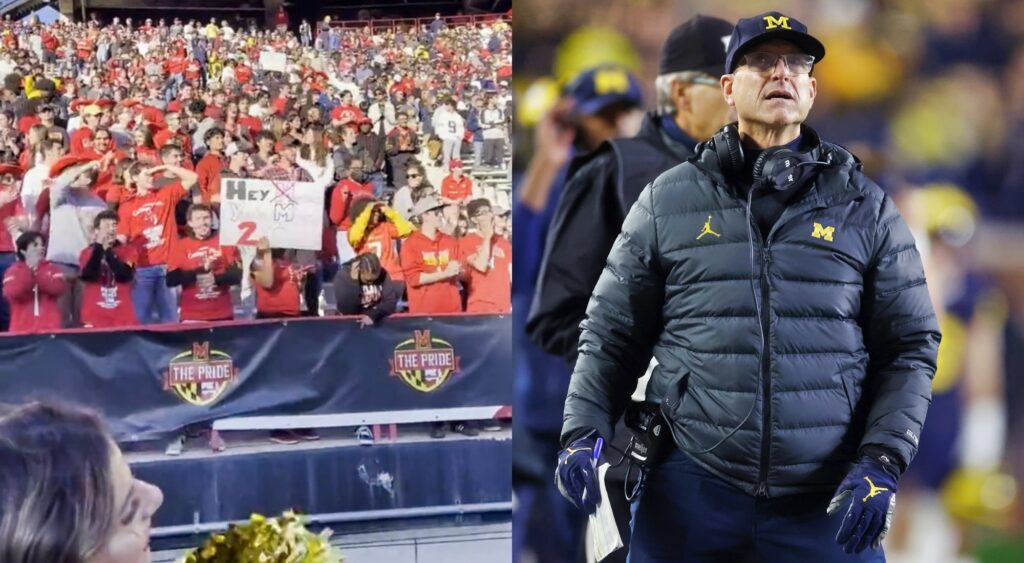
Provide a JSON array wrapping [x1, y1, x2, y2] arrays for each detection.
[[0, 401, 164, 562], [2, 230, 66, 334], [391, 160, 432, 220], [131, 127, 158, 165]]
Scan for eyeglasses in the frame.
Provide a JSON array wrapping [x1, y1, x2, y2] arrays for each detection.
[[740, 52, 815, 75], [688, 76, 720, 87], [407, 174, 421, 179]]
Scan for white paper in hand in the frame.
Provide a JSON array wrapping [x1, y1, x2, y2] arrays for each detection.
[[587, 463, 624, 561]]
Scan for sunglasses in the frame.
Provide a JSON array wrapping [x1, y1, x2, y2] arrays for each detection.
[[407, 174, 421, 179]]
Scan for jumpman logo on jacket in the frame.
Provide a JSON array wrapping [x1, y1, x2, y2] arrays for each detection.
[[697, 215, 721, 240], [862, 477, 889, 502]]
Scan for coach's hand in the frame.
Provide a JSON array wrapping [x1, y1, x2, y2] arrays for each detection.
[[827, 455, 899, 554], [554, 430, 601, 514]]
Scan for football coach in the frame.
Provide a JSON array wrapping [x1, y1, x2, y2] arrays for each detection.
[[554, 11, 940, 562]]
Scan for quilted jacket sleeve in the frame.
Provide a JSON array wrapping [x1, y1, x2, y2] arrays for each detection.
[[561, 183, 666, 446], [859, 194, 941, 471]]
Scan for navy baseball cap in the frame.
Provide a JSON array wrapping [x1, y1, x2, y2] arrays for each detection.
[[564, 66, 643, 116], [659, 15, 735, 76], [724, 11, 826, 74]]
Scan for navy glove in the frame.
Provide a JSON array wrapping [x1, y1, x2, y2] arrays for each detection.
[[827, 454, 899, 554], [554, 430, 601, 514]]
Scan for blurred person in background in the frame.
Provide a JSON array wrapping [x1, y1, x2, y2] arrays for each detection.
[[885, 184, 1008, 563], [385, 111, 420, 189], [0, 162, 27, 332], [513, 61, 644, 563]]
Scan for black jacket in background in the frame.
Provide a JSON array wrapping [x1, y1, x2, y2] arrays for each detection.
[[527, 113, 695, 364], [333, 263, 400, 322]]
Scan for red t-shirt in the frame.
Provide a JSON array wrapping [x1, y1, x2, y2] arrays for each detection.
[[18, 114, 40, 135], [441, 175, 473, 202], [102, 183, 136, 206], [235, 65, 252, 84], [168, 234, 240, 321], [116, 180, 188, 267], [135, 146, 160, 164], [69, 126, 93, 155], [328, 179, 374, 231], [195, 152, 224, 204], [78, 243, 138, 328], [250, 255, 303, 317], [400, 229, 462, 314], [237, 115, 262, 134], [459, 234, 512, 313], [355, 222, 403, 282], [330, 104, 365, 124], [76, 38, 94, 60], [165, 55, 187, 75], [185, 60, 201, 81]]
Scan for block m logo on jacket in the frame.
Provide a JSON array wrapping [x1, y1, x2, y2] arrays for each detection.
[[811, 222, 835, 242]]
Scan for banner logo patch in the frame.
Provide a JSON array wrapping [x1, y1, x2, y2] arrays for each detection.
[[389, 330, 461, 392], [163, 341, 239, 406]]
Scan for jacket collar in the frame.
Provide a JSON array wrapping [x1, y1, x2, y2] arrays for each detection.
[[639, 112, 694, 161]]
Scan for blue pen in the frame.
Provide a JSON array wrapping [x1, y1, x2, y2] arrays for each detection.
[[593, 437, 604, 462]]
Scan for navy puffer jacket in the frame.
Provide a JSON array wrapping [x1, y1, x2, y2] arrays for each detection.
[[561, 139, 941, 497]]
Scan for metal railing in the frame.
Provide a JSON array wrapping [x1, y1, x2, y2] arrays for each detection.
[[324, 13, 508, 32]]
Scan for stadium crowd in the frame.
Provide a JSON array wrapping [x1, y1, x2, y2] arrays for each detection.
[[0, 11, 513, 335]]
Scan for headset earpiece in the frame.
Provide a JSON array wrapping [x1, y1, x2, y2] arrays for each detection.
[[713, 123, 745, 185], [751, 149, 776, 185]]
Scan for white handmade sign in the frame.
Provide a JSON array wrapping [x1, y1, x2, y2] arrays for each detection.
[[259, 51, 287, 73], [219, 178, 324, 251]]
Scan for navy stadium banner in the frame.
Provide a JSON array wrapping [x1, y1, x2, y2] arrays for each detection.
[[0, 314, 512, 441]]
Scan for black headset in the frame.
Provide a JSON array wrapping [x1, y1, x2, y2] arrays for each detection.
[[713, 122, 831, 193]]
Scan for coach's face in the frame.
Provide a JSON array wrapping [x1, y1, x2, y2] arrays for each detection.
[[722, 40, 816, 130]]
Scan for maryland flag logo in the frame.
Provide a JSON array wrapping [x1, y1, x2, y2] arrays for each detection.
[[388, 330, 461, 393], [163, 342, 239, 406]]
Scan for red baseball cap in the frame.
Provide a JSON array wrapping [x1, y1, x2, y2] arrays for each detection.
[[449, 159, 463, 170], [0, 164, 25, 178], [50, 155, 94, 178], [153, 129, 178, 149], [140, 106, 165, 125]]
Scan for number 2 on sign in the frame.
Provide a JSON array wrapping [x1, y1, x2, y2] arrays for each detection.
[[237, 221, 258, 245]]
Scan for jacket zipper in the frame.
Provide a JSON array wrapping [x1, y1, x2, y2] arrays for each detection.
[[756, 243, 771, 497]]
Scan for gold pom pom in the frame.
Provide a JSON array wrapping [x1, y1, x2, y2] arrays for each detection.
[[177, 510, 344, 563]]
